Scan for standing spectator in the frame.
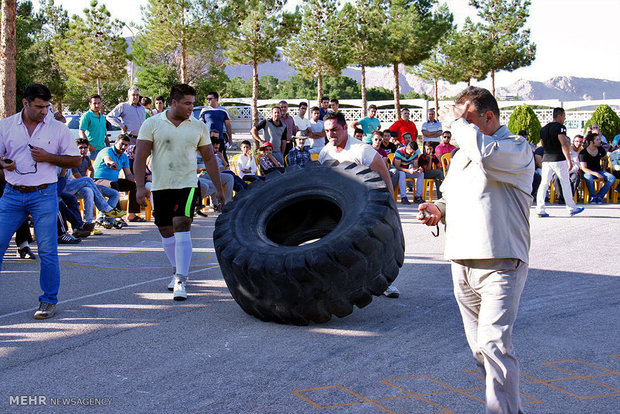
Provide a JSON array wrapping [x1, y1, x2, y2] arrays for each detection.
[[142, 97, 154, 118], [79, 94, 109, 161], [435, 131, 456, 157], [251, 106, 287, 164], [279, 100, 297, 155], [0, 83, 81, 319], [389, 108, 419, 145], [93, 135, 143, 222], [393, 141, 423, 204], [287, 132, 312, 167], [199, 91, 234, 161], [418, 87, 534, 414], [106, 86, 146, 146], [134, 84, 225, 300], [153, 96, 165, 114], [351, 104, 381, 144], [329, 98, 340, 114], [536, 108, 584, 217], [318, 96, 330, 120], [259, 142, 285, 174], [553, 134, 584, 203], [293, 102, 311, 136], [308, 106, 326, 154], [579, 132, 616, 203], [418, 142, 445, 199], [421, 108, 443, 149]]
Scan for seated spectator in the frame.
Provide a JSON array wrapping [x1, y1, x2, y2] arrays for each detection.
[[553, 134, 583, 203], [371, 131, 388, 159], [259, 142, 285, 175], [351, 104, 381, 144], [308, 106, 326, 154], [68, 139, 125, 232], [402, 132, 413, 145], [612, 133, 620, 150], [92, 134, 144, 222], [57, 170, 88, 240], [236, 140, 261, 183], [353, 128, 364, 141], [389, 107, 418, 145], [435, 131, 456, 157], [197, 164, 234, 206], [417, 142, 445, 199], [212, 137, 248, 192], [0, 172, 36, 259], [609, 146, 620, 193], [579, 132, 616, 203], [288, 131, 313, 167], [393, 141, 423, 204], [590, 124, 610, 151], [380, 129, 398, 155]]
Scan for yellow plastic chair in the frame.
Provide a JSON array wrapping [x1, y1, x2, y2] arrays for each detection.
[[440, 153, 451, 176], [310, 153, 319, 162]]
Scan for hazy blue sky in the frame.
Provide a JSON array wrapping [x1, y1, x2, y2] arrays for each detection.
[[54, 0, 620, 85]]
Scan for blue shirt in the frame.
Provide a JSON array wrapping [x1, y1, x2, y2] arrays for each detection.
[[199, 106, 230, 136], [93, 147, 129, 181], [358, 117, 381, 143]]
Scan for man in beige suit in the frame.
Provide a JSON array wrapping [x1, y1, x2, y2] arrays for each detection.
[[418, 87, 534, 414]]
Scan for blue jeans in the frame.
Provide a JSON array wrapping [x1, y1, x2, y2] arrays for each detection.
[[65, 177, 114, 222], [583, 171, 616, 200], [0, 183, 60, 304], [95, 185, 120, 219]]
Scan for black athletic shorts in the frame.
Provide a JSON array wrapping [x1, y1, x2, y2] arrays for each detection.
[[152, 186, 200, 227]]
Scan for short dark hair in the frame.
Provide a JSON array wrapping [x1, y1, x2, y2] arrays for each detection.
[[401, 107, 410, 113], [323, 111, 346, 127], [518, 130, 528, 137], [443, 131, 452, 138], [141, 96, 152, 106], [116, 134, 130, 143], [210, 129, 220, 136], [330, 98, 339, 104], [585, 132, 599, 145], [89, 94, 101, 102], [311, 106, 320, 112], [368, 104, 377, 111], [354, 128, 364, 135], [321, 96, 329, 102], [454, 86, 499, 118], [76, 138, 89, 147], [155, 95, 165, 102], [371, 130, 382, 139], [207, 91, 219, 99], [552, 107, 565, 119], [383, 129, 392, 135], [271, 105, 280, 112], [406, 141, 418, 151], [279, 100, 288, 106], [241, 140, 251, 147], [170, 84, 196, 102], [23, 83, 52, 103], [299, 102, 307, 108]]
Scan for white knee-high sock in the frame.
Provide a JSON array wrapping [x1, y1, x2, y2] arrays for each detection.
[[161, 235, 176, 268], [174, 231, 192, 277]]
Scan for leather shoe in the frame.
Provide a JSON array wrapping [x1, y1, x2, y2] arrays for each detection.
[[17, 246, 36, 260]]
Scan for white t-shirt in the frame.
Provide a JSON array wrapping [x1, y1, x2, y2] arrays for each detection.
[[319, 135, 377, 167], [309, 119, 325, 152], [293, 114, 311, 132], [236, 154, 258, 177]]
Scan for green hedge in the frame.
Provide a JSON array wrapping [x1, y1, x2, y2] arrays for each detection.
[[508, 104, 541, 145], [584, 105, 620, 141]]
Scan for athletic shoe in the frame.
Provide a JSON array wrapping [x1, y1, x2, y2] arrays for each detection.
[[72, 228, 91, 238], [105, 208, 126, 218], [569, 207, 585, 216], [34, 302, 56, 319], [173, 276, 187, 301], [383, 284, 400, 298], [111, 219, 125, 229], [537, 212, 549, 218], [596, 198, 603, 204], [58, 233, 81, 244], [17, 246, 36, 260], [91, 228, 103, 235], [196, 209, 208, 217], [96, 217, 113, 229], [167, 272, 176, 291], [82, 222, 96, 233], [401, 196, 410, 205], [413, 196, 425, 204], [590, 197, 599, 204]]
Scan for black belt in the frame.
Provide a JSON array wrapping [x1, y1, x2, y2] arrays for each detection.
[[8, 183, 51, 193], [127, 134, 138, 138]]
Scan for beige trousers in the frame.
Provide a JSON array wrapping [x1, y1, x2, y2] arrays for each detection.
[[451, 258, 528, 414]]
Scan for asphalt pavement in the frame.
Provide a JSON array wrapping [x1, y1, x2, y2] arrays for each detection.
[[0, 202, 618, 413]]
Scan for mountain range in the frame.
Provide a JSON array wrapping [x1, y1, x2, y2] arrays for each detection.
[[224, 57, 620, 101]]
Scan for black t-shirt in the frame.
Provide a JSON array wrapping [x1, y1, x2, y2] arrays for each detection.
[[578, 147, 607, 171], [540, 122, 567, 162], [380, 142, 398, 154]]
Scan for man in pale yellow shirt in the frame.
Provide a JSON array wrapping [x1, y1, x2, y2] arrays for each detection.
[[134, 84, 225, 301]]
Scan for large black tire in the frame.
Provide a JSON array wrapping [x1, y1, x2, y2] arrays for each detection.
[[213, 161, 405, 325]]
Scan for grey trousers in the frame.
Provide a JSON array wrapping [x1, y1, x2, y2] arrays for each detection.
[[451, 258, 528, 414]]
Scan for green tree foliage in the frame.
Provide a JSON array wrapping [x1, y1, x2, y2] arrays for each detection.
[[365, 87, 394, 101], [136, 63, 178, 102], [469, 0, 536, 96], [137, 0, 222, 85], [345, 0, 387, 115], [584, 105, 620, 140], [276, 73, 315, 100], [285, 0, 352, 102], [222, 0, 299, 125], [64, 77, 129, 113], [194, 68, 232, 103], [383, 0, 452, 115], [53, 0, 128, 96], [508, 104, 541, 145]]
